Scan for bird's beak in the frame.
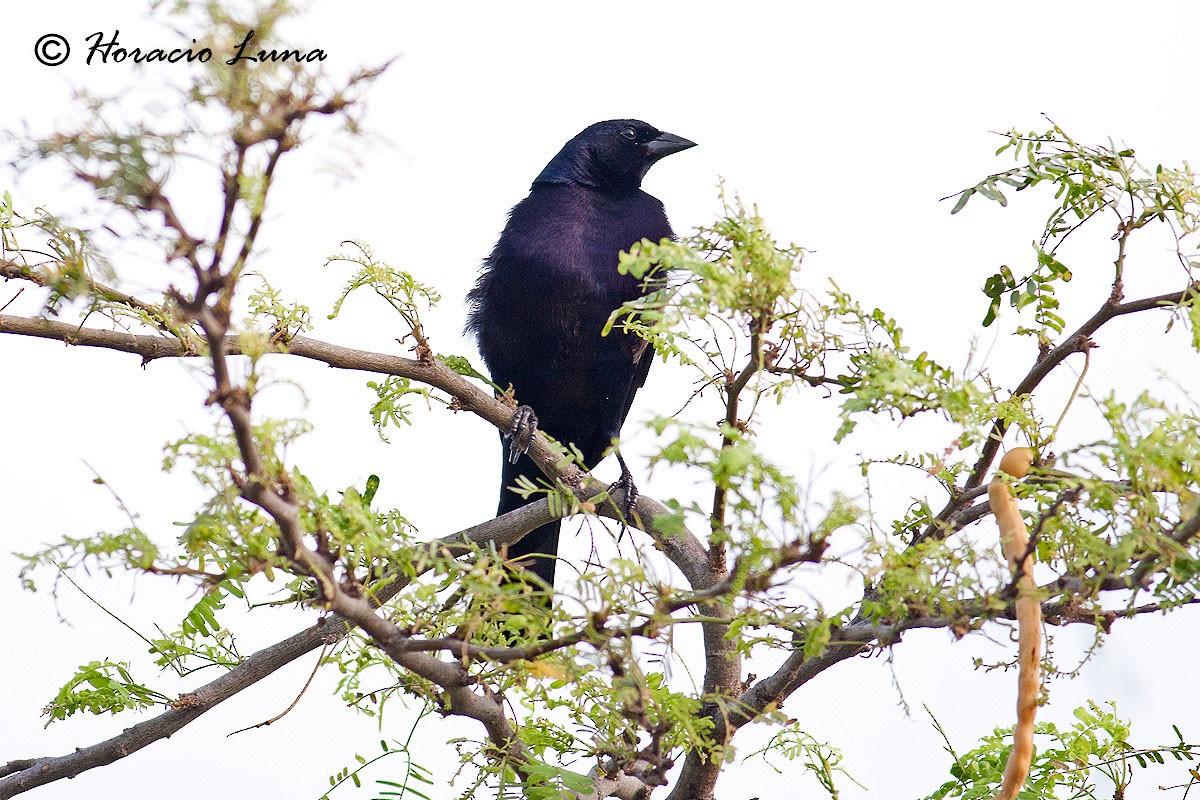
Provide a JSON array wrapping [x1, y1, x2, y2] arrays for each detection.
[[646, 131, 697, 160]]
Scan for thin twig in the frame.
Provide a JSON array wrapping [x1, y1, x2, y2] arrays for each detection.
[[226, 644, 329, 736]]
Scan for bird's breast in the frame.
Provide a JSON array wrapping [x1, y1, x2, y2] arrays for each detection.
[[471, 185, 669, 391]]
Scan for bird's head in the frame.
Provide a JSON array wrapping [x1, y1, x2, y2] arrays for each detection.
[[533, 120, 696, 191]]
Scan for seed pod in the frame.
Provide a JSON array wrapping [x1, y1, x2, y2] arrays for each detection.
[[989, 447, 1041, 800]]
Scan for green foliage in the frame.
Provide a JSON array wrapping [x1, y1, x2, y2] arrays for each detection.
[[0, 195, 195, 343], [825, 287, 1039, 446], [149, 582, 245, 674], [924, 702, 1199, 800], [326, 240, 439, 344], [953, 124, 1200, 342], [10, 25, 1200, 796], [1056, 393, 1200, 606], [1182, 287, 1200, 352], [861, 535, 990, 624], [436, 352, 491, 383], [608, 188, 813, 403], [247, 276, 313, 339], [43, 660, 171, 725], [160, 420, 311, 579], [609, 192, 1049, 489], [513, 764, 595, 800], [325, 240, 461, 433], [18, 527, 162, 593], [322, 714, 435, 800], [1, 202, 103, 308], [368, 376, 437, 441], [742, 722, 861, 798], [646, 416, 841, 568]]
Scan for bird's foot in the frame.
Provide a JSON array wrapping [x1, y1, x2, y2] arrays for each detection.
[[506, 404, 539, 464], [608, 453, 641, 539]]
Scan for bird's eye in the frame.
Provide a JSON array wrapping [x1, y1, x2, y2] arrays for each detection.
[[620, 128, 637, 141]]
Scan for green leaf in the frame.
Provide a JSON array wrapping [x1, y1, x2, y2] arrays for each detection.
[[950, 188, 974, 214]]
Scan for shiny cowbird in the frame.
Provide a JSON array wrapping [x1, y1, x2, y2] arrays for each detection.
[[466, 119, 695, 591]]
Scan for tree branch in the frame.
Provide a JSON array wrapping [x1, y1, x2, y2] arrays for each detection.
[[0, 620, 336, 799], [666, 642, 862, 800], [0, 496, 564, 798], [0, 260, 175, 331], [0, 313, 713, 588], [917, 281, 1200, 544]]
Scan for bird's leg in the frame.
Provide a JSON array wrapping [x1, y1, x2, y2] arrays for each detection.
[[506, 404, 539, 465], [608, 452, 641, 538]]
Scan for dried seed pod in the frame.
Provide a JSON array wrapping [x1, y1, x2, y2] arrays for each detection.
[[989, 446, 1041, 800]]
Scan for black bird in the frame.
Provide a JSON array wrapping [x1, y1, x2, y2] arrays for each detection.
[[466, 119, 695, 591]]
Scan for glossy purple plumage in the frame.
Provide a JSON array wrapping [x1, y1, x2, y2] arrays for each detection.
[[466, 120, 693, 589]]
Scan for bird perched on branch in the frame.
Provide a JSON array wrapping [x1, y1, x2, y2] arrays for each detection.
[[466, 119, 696, 592]]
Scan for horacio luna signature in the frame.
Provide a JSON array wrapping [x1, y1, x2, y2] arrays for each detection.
[[83, 29, 327, 65]]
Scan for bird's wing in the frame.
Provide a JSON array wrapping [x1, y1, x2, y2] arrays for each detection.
[[620, 336, 654, 426]]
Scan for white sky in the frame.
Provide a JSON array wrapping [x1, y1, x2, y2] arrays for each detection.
[[3, 1, 1199, 798]]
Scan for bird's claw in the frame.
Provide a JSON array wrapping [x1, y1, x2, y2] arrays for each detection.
[[506, 405, 539, 464], [608, 453, 641, 538]]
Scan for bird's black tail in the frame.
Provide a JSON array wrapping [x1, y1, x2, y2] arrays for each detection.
[[498, 454, 562, 591]]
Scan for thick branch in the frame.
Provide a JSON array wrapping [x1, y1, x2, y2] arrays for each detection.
[[692, 328, 763, 771], [666, 643, 861, 800], [0, 314, 712, 588], [710, 329, 763, 569], [0, 495, 561, 797], [0, 621, 336, 799], [0, 308, 708, 797]]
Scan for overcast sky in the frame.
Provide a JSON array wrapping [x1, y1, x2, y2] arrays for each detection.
[[3, 2, 1199, 799]]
